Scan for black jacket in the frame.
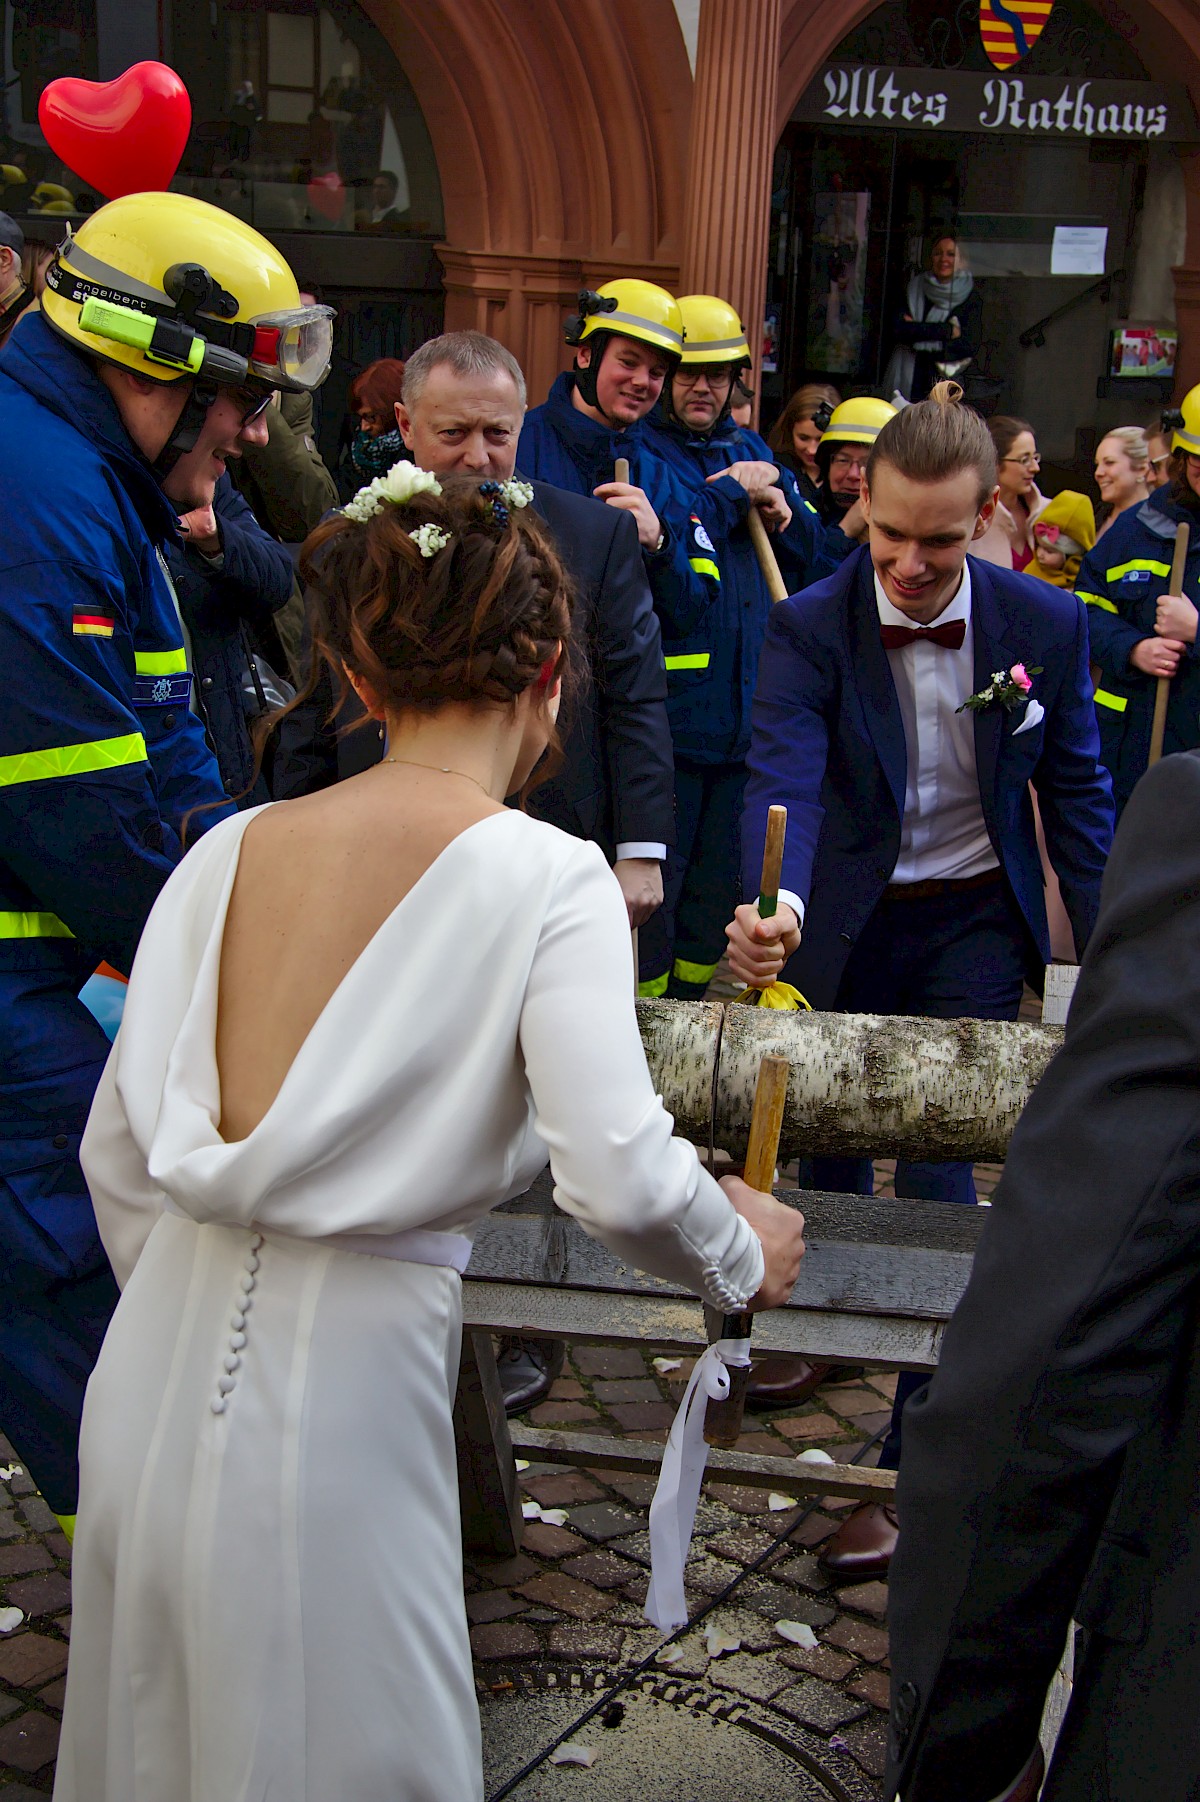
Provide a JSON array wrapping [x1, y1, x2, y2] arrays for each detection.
[[886, 748, 1200, 1802], [164, 475, 295, 801], [893, 286, 984, 402], [272, 479, 676, 853]]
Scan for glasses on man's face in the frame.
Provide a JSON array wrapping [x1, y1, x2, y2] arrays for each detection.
[[1002, 452, 1041, 469], [232, 385, 273, 428], [831, 451, 868, 473], [1185, 453, 1200, 474], [675, 366, 734, 391]]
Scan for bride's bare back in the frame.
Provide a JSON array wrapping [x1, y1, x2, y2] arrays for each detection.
[[215, 773, 501, 1143]]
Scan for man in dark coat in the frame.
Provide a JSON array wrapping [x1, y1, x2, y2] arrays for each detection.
[[886, 746, 1200, 1802]]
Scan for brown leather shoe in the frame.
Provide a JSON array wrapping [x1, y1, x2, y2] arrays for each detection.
[[819, 1500, 899, 1578], [745, 1355, 832, 1407]]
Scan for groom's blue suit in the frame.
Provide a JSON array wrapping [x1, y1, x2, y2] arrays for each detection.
[[741, 547, 1114, 1010], [742, 546, 1114, 1470]]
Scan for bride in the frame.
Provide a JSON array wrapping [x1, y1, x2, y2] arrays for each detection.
[[53, 471, 804, 1802]]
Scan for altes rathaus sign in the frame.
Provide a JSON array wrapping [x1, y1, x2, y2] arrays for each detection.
[[794, 64, 1197, 142]]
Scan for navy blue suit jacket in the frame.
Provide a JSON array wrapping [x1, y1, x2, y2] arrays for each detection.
[[742, 548, 1114, 1007]]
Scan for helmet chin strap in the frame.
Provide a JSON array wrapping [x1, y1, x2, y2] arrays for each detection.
[[152, 379, 219, 480], [573, 334, 616, 423]]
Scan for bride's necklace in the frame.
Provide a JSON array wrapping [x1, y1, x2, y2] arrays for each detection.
[[381, 757, 491, 798]]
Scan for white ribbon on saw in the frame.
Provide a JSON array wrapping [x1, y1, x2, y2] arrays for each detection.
[[643, 1337, 752, 1632]]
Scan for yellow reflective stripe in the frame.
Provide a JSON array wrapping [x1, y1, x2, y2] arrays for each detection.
[[54, 1514, 76, 1544], [0, 911, 75, 939], [1079, 591, 1118, 614], [134, 647, 188, 676], [1094, 688, 1129, 713], [637, 972, 669, 997], [0, 731, 148, 789], [689, 557, 721, 581], [664, 653, 711, 671], [1105, 559, 1170, 582], [673, 957, 719, 986]]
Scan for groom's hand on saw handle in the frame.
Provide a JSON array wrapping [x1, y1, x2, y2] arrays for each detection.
[[724, 901, 801, 988]]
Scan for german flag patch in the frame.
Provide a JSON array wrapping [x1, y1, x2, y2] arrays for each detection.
[[72, 604, 116, 639]]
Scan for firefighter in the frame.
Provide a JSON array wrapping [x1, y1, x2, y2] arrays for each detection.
[[1076, 383, 1200, 816], [0, 190, 333, 1530], [637, 293, 843, 999]]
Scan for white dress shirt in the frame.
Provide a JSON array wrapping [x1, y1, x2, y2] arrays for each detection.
[[877, 563, 998, 884]]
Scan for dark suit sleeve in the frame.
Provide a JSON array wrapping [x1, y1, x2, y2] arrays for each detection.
[[209, 478, 295, 625], [741, 596, 833, 905], [887, 751, 1200, 1801], [1031, 594, 1115, 952], [593, 507, 676, 850]]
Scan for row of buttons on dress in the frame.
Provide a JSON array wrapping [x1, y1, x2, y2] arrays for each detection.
[[212, 1231, 263, 1415]]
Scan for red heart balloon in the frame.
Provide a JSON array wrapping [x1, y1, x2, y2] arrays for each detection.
[[38, 61, 191, 201], [306, 171, 346, 224]]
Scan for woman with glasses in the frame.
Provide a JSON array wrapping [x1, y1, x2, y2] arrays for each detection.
[[1094, 427, 1151, 538], [977, 416, 1045, 571], [1075, 390, 1200, 815]]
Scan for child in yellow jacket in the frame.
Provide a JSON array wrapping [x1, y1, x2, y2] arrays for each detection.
[[1028, 490, 1096, 590]]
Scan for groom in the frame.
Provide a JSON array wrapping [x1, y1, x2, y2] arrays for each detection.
[[726, 387, 1114, 1578]]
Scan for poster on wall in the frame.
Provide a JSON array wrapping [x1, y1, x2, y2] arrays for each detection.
[[1109, 326, 1177, 378], [807, 191, 870, 373], [762, 305, 780, 373]]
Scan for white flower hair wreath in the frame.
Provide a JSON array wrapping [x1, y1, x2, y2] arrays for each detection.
[[341, 462, 443, 524]]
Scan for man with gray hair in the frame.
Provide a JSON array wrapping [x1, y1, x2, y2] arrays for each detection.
[[273, 330, 677, 1410]]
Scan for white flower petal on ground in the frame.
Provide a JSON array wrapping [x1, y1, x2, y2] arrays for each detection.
[[654, 1643, 684, 1665], [652, 1358, 682, 1374], [521, 1500, 542, 1521], [703, 1625, 741, 1658], [514, 1459, 530, 1472], [0, 1465, 21, 1482], [767, 1492, 797, 1511], [796, 1448, 835, 1465], [549, 1743, 597, 1768], [538, 1507, 568, 1527], [775, 1620, 818, 1649], [0, 1608, 24, 1635]]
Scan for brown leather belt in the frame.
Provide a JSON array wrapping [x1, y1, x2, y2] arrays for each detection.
[[883, 868, 1002, 903]]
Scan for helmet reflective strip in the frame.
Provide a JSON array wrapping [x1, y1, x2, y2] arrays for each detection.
[[685, 334, 749, 353], [61, 233, 172, 309], [1175, 424, 1200, 452], [601, 309, 684, 349]]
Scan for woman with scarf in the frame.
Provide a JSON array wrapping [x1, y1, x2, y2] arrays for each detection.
[[337, 356, 410, 499], [886, 234, 983, 403]]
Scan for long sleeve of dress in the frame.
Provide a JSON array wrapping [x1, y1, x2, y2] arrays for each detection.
[[520, 843, 765, 1307]]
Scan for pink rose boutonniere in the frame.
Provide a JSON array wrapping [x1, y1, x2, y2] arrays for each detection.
[[957, 662, 1043, 715]]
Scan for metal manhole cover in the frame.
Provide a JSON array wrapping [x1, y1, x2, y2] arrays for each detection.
[[481, 1681, 852, 1801]]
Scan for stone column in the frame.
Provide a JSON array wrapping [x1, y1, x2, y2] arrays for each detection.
[[680, 0, 783, 415]]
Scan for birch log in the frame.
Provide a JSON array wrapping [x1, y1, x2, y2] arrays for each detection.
[[634, 1000, 1064, 1164], [715, 1006, 1063, 1163]]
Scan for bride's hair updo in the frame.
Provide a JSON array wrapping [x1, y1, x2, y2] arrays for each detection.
[[300, 474, 575, 717]]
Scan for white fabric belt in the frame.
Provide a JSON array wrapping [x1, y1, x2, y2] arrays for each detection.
[[644, 1337, 753, 1632], [162, 1200, 472, 1273]]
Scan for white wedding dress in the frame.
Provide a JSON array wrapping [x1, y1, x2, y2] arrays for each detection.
[[53, 806, 763, 1802]]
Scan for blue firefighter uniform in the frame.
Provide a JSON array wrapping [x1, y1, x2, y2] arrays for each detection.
[[634, 412, 844, 997], [0, 312, 233, 1517], [518, 372, 721, 644], [1076, 493, 1200, 815]]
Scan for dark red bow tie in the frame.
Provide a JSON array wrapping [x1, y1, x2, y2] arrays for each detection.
[[880, 619, 967, 651]]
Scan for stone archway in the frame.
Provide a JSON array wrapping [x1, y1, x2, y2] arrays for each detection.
[[358, 0, 693, 401]]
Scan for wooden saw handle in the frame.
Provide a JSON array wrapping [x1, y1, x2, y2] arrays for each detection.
[[1149, 520, 1190, 768]]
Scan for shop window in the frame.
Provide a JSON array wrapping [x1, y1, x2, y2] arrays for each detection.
[[0, 0, 443, 238]]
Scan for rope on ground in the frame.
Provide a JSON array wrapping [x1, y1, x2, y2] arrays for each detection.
[[485, 1423, 890, 1801]]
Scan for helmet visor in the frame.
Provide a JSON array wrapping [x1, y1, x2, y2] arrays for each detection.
[[248, 304, 334, 391]]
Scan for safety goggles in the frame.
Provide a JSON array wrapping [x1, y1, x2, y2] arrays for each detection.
[[246, 305, 334, 392]]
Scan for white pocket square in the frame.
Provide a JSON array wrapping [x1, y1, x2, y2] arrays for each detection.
[[1012, 698, 1044, 736]]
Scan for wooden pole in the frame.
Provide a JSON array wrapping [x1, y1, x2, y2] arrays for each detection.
[[747, 506, 789, 603], [704, 1053, 791, 1448], [614, 457, 630, 485], [704, 807, 791, 1447], [1149, 520, 1190, 767]]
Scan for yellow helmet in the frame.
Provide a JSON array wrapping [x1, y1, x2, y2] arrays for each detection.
[[565, 278, 684, 361], [821, 396, 897, 449], [1169, 384, 1200, 455], [676, 294, 751, 367], [31, 182, 76, 215], [43, 191, 333, 391]]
